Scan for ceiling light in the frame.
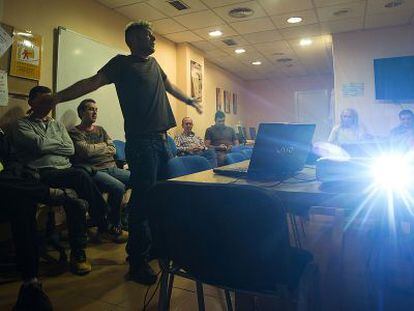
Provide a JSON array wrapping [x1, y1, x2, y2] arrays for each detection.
[[287, 16, 303, 24], [228, 7, 254, 18], [251, 61, 262, 65], [299, 38, 313, 46], [209, 30, 223, 37], [235, 48, 246, 54]]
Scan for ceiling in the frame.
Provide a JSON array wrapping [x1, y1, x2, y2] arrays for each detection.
[[95, 0, 414, 80]]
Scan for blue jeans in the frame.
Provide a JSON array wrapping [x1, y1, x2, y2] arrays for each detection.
[[93, 166, 130, 227], [125, 136, 172, 267]]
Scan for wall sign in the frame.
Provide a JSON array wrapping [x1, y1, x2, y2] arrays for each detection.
[[342, 83, 364, 97]]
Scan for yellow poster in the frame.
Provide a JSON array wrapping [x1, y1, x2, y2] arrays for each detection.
[[9, 31, 42, 80]]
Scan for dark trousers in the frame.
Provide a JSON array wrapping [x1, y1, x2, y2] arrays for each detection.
[[39, 167, 109, 232], [191, 149, 218, 168], [125, 136, 172, 267], [0, 174, 48, 280]]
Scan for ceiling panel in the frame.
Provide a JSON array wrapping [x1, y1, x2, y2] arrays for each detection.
[[313, 0, 357, 8], [210, 35, 249, 49], [190, 40, 218, 52], [367, 0, 414, 15], [116, 2, 166, 21], [213, 1, 267, 23], [147, 0, 208, 17], [173, 10, 224, 29], [164, 31, 203, 42], [258, 0, 314, 15], [271, 9, 319, 29], [254, 40, 293, 54], [317, 1, 366, 22], [152, 18, 187, 34], [230, 17, 275, 34], [242, 30, 283, 43], [320, 16, 364, 34], [365, 11, 414, 29], [193, 24, 238, 39], [279, 23, 322, 39], [96, 0, 144, 9], [201, 0, 247, 8]]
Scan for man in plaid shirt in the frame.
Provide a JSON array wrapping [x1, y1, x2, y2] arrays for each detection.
[[174, 117, 217, 168]]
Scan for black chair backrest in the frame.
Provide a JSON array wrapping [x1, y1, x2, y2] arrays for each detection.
[[249, 127, 257, 140], [147, 182, 292, 291]]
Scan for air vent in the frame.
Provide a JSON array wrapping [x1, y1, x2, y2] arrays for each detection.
[[168, 0, 189, 11], [228, 7, 254, 18], [333, 9, 350, 17], [277, 57, 293, 63], [384, 0, 405, 8], [222, 38, 237, 46]]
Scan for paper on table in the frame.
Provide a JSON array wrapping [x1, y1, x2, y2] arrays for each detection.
[[0, 70, 8, 106], [0, 25, 13, 57]]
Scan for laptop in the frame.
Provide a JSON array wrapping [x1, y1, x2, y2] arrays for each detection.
[[213, 123, 316, 180]]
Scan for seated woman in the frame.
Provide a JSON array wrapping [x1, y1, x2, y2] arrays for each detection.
[[328, 108, 369, 145]]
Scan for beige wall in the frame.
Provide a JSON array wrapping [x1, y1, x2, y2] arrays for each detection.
[[333, 25, 414, 137], [243, 75, 333, 129], [3, 0, 251, 139]]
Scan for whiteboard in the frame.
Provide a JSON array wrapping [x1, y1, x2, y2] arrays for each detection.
[[55, 27, 127, 140]]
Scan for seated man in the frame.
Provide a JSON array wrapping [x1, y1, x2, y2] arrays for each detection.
[[1, 126, 90, 309], [205, 111, 239, 166], [10, 86, 121, 244], [69, 99, 128, 240], [390, 109, 414, 150], [174, 116, 217, 168]]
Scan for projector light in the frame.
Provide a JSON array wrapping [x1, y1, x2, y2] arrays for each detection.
[[370, 154, 412, 190]]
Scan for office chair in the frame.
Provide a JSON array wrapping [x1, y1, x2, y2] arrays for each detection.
[[249, 127, 257, 140], [146, 182, 319, 311], [113, 140, 126, 168], [225, 152, 247, 165], [167, 155, 211, 179]]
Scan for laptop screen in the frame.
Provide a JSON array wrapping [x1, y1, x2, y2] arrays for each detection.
[[248, 123, 316, 179]]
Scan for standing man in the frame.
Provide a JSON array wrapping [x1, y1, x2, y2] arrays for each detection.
[[174, 117, 217, 167], [69, 98, 129, 242], [205, 111, 239, 166], [37, 21, 202, 285]]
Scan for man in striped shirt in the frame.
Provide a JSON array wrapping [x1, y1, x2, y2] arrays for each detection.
[[174, 117, 217, 168]]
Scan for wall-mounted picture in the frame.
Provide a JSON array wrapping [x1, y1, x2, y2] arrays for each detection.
[[215, 88, 222, 111], [232, 93, 238, 114], [224, 90, 231, 113], [190, 60, 202, 102]]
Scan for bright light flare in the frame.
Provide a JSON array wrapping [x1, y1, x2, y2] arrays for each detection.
[[370, 154, 412, 190]]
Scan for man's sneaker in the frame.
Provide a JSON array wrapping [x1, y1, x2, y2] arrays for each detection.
[[94, 226, 128, 244], [13, 282, 53, 311], [126, 262, 158, 285], [70, 249, 91, 276]]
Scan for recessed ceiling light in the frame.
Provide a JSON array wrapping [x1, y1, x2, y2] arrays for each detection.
[[209, 30, 223, 37], [251, 61, 262, 65], [299, 38, 312, 46], [287, 16, 303, 24], [235, 48, 246, 54]]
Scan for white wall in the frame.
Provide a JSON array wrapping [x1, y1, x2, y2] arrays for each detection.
[[333, 24, 414, 137]]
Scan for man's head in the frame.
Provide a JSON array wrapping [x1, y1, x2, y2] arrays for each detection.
[[181, 117, 193, 134], [77, 99, 98, 125], [214, 111, 226, 128], [340, 108, 358, 128], [28, 86, 53, 118], [399, 109, 414, 129], [125, 21, 155, 57]]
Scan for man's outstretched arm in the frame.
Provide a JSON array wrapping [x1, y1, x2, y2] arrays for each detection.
[[164, 78, 202, 114], [54, 72, 110, 104]]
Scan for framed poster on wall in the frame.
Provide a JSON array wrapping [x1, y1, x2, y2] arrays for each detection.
[[9, 30, 42, 80], [216, 87, 222, 111], [224, 90, 231, 113], [232, 93, 237, 114], [190, 60, 202, 102]]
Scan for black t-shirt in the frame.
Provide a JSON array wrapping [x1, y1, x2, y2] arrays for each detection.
[[99, 55, 176, 139], [204, 125, 237, 146]]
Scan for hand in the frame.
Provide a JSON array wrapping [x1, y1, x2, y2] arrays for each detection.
[[218, 144, 228, 151], [187, 98, 203, 114]]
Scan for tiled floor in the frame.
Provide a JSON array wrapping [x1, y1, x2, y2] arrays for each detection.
[[2, 212, 414, 310]]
